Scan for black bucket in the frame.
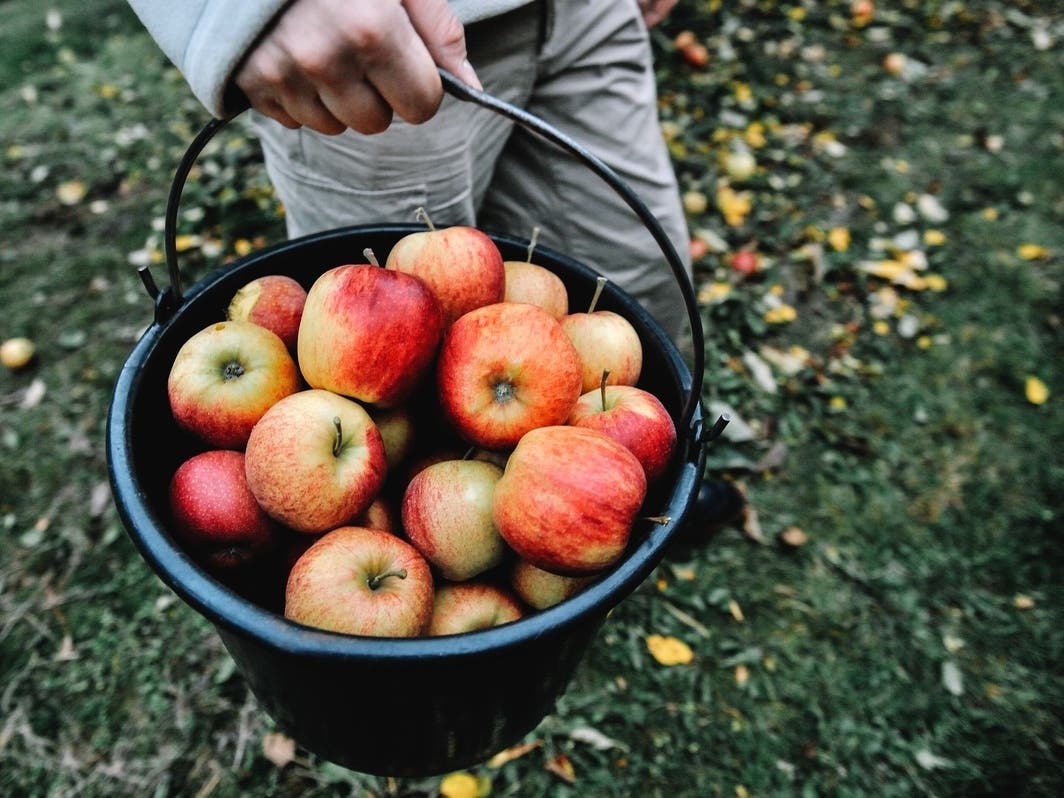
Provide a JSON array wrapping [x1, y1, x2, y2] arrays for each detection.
[[106, 71, 720, 777]]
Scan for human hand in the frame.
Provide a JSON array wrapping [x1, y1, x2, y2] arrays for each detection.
[[638, 0, 679, 29], [234, 0, 481, 135]]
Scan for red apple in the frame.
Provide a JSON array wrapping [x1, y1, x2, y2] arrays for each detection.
[[368, 405, 416, 470], [402, 459, 507, 581], [493, 425, 647, 574], [385, 209, 505, 326], [244, 389, 387, 533], [503, 260, 568, 319], [285, 525, 434, 637], [226, 274, 307, 352], [437, 302, 583, 450], [297, 264, 444, 407], [729, 250, 760, 276], [167, 320, 301, 449], [510, 558, 595, 611], [168, 449, 281, 570], [354, 495, 400, 534], [426, 581, 524, 636], [567, 376, 677, 483], [559, 278, 643, 393]]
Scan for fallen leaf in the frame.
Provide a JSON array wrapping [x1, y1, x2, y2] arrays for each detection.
[[1017, 243, 1049, 260], [56, 180, 86, 205], [544, 754, 576, 784], [941, 660, 964, 696], [755, 440, 788, 472], [646, 634, 694, 666], [20, 378, 46, 409], [55, 634, 77, 662], [741, 505, 769, 545], [728, 599, 745, 623], [742, 350, 778, 394], [779, 526, 809, 547], [1013, 594, 1035, 610], [89, 481, 111, 518], [914, 748, 953, 770], [1025, 376, 1049, 405], [734, 664, 750, 686], [261, 732, 296, 768], [569, 725, 628, 751], [487, 740, 541, 768]]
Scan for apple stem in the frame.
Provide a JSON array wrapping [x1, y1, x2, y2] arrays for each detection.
[[526, 226, 541, 262], [463, 446, 476, 461], [599, 370, 611, 412], [367, 569, 407, 590], [415, 206, 436, 232], [332, 416, 344, 457], [641, 515, 672, 526], [587, 276, 607, 313], [363, 247, 380, 267]]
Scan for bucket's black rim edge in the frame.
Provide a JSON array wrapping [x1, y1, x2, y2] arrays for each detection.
[[107, 227, 706, 661]]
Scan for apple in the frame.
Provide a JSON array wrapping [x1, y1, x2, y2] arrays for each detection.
[[368, 405, 416, 470], [167, 320, 301, 449], [244, 389, 388, 533], [559, 278, 643, 393], [493, 425, 647, 574], [354, 495, 400, 535], [227, 274, 307, 353], [729, 250, 760, 276], [510, 558, 595, 611], [1, 337, 36, 371], [385, 208, 505, 326], [168, 449, 281, 570], [402, 459, 507, 581], [437, 302, 583, 450], [426, 581, 524, 636], [297, 263, 444, 408], [285, 525, 434, 637], [503, 260, 569, 319], [567, 373, 677, 483]]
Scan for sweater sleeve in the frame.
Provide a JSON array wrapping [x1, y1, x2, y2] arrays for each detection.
[[127, 0, 291, 118]]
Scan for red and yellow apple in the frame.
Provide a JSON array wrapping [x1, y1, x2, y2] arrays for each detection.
[[560, 278, 643, 393], [567, 378, 677, 483], [503, 260, 568, 319], [493, 425, 647, 574], [510, 558, 595, 611], [244, 389, 387, 533], [227, 274, 307, 353], [297, 264, 444, 407], [285, 525, 434, 637], [437, 302, 583, 450], [401, 459, 507, 581], [426, 581, 524, 636], [385, 211, 505, 326], [167, 320, 301, 449]]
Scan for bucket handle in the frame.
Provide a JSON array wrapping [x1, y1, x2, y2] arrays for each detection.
[[146, 69, 724, 443]]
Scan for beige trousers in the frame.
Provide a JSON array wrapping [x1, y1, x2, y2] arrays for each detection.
[[252, 0, 692, 342]]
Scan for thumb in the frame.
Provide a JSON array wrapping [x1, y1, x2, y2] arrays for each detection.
[[403, 0, 483, 90]]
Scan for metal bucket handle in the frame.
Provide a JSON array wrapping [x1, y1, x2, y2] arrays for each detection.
[[142, 68, 724, 443]]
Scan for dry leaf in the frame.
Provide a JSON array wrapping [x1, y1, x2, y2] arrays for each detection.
[[741, 506, 769, 544], [544, 754, 576, 784], [439, 771, 481, 798], [780, 526, 809, 547], [1013, 594, 1035, 610], [734, 664, 750, 686], [261, 732, 296, 768], [20, 378, 46, 409], [487, 740, 541, 768], [569, 725, 627, 751], [728, 599, 745, 623], [1025, 377, 1049, 405], [756, 440, 789, 471], [89, 481, 111, 518], [646, 634, 694, 666], [55, 634, 77, 662]]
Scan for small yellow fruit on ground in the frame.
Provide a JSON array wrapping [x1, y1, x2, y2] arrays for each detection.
[[1, 337, 36, 371]]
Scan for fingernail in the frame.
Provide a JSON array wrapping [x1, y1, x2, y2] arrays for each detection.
[[461, 59, 483, 91]]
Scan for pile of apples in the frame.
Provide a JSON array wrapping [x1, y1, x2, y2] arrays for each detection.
[[165, 213, 678, 638]]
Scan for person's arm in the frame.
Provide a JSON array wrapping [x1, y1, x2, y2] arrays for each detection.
[[128, 0, 480, 133], [637, 0, 678, 29]]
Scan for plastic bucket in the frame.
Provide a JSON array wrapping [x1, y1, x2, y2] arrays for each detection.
[[106, 71, 716, 777]]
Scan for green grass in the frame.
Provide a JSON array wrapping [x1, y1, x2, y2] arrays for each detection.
[[1, 0, 1062, 795]]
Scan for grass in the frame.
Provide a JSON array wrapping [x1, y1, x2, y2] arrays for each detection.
[[1, 0, 1062, 795]]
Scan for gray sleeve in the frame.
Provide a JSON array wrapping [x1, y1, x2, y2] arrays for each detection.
[[127, 0, 291, 118]]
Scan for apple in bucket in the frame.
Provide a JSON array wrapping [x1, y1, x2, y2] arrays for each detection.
[[244, 389, 388, 534], [285, 525, 435, 637], [437, 301, 583, 450], [297, 263, 444, 407], [167, 319, 301, 449], [493, 425, 647, 575], [426, 582, 525, 636], [226, 274, 308, 353]]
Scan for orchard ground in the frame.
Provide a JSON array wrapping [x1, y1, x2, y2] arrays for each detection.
[[1, 1, 1062, 796]]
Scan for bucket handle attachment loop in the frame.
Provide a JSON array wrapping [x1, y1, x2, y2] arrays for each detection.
[[156, 70, 714, 437]]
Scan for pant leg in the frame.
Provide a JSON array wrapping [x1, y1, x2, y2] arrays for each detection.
[[251, 3, 543, 236], [478, 0, 693, 344]]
